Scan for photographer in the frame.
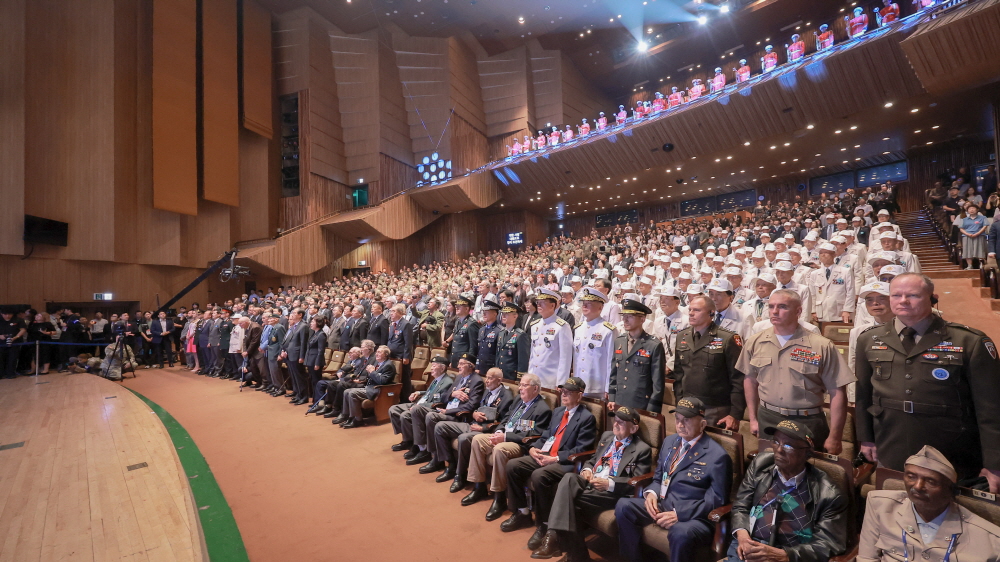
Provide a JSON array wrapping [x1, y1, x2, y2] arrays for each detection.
[[0, 308, 27, 379]]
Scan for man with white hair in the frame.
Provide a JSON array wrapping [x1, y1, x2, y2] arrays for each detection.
[[706, 278, 744, 337], [649, 286, 688, 371], [741, 273, 778, 333], [809, 242, 856, 323]]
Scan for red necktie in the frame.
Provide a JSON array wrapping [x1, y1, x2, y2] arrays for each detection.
[[549, 410, 570, 455]]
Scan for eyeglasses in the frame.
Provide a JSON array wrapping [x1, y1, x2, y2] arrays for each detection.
[[776, 443, 811, 452]]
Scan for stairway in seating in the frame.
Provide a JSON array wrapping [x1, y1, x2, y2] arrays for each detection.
[[895, 209, 993, 301]]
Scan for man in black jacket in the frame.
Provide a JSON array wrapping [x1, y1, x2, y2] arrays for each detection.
[[366, 302, 389, 347], [725, 418, 848, 562], [386, 303, 414, 399], [340, 345, 397, 428]]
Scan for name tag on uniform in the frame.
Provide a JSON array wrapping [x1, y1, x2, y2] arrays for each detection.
[[594, 464, 610, 479], [539, 436, 556, 453], [659, 476, 671, 498]]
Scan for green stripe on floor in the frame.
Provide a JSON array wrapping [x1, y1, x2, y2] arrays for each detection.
[[129, 389, 249, 562]]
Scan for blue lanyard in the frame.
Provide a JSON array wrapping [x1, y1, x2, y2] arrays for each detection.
[[902, 530, 957, 562]]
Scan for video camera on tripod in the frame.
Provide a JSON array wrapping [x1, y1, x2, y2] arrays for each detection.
[[219, 250, 252, 282]]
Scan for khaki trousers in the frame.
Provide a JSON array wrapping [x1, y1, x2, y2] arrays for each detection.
[[467, 433, 523, 492]]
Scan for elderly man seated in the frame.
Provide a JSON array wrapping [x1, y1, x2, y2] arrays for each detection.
[[535, 405, 653, 561], [498, 377, 598, 546], [859, 445, 1000, 562], [615, 397, 732, 562], [726, 418, 848, 562], [308, 346, 362, 416], [462, 373, 552, 521], [338, 345, 397, 429], [411, 352, 485, 472], [389, 355, 453, 457], [432, 367, 516, 489]]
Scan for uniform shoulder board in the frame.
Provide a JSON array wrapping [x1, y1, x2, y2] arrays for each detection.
[[603, 322, 615, 331], [555, 317, 567, 326], [716, 326, 737, 337], [859, 324, 881, 336], [529, 319, 542, 327], [945, 322, 988, 337], [574, 322, 582, 330]]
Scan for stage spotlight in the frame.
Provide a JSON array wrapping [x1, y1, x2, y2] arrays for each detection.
[[697, 15, 708, 24], [720, 4, 730, 12], [662, 142, 674, 152], [637, 40, 649, 52]]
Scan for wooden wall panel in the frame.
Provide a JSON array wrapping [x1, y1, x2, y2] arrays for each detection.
[[25, 0, 117, 262], [478, 46, 531, 137], [393, 31, 452, 164], [905, 138, 994, 212], [304, 16, 347, 184], [280, 168, 351, 229], [372, 153, 419, 204], [179, 199, 232, 267], [560, 53, 613, 128], [152, 0, 198, 215], [378, 34, 414, 166], [237, 128, 274, 241], [0, 0, 25, 256], [202, 0, 241, 206], [241, 0, 274, 138], [527, 41, 563, 132], [451, 114, 488, 176], [448, 37, 486, 134], [273, 9, 307, 95], [330, 27, 379, 186]]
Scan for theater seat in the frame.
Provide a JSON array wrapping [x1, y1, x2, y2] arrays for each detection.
[[360, 361, 402, 425], [662, 379, 676, 406], [821, 322, 853, 344], [410, 346, 431, 391], [325, 350, 345, 374]]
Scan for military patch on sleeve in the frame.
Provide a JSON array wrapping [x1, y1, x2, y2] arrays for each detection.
[[733, 334, 743, 347], [986, 339, 998, 361]]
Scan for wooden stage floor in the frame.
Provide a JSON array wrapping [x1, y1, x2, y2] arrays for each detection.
[[0, 373, 206, 562]]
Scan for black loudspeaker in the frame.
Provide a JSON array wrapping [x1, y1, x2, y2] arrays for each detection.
[[662, 143, 675, 152], [676, 178, 684, 184]]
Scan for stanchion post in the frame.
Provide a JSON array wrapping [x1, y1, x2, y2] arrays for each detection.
[[35, 341, 40, 377]]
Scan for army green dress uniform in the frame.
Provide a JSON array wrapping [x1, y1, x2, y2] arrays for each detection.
[[672, 322, 745, 426], [496, 303, 529, 381], [736, 325, 854, 449], [608, 299, 666, 413], [418, 308, 445, 349], [450, 297, 480, 369], [855, 315, 1000, 479]]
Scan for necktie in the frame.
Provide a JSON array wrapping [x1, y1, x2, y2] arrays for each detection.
[[826, 267, 831, 280], [715, 312, 723, 324], [901, 327, 917, 354], [756, 300, 764, 317], [668, 442, 690, 474], [549, 409, 571, 455]]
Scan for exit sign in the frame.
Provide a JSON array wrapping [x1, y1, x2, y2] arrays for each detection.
[[93, 293, 113, 301]]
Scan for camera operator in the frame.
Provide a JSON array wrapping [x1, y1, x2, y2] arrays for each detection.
[[114, 313, 139, 358], [0, 307, 27, 379]]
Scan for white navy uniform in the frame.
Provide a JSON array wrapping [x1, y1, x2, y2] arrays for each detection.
[[573, 318, 616, 394], [529, 315, 574, 389], [775, 280, 813, 325], [808, 263, 856, 321]]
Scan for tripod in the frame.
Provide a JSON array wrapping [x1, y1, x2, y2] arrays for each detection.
[[102, 335, 137, 380]]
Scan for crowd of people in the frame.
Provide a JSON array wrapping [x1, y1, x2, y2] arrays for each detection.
[[3, 176, 999, 561], [498, 0, 940, 165]]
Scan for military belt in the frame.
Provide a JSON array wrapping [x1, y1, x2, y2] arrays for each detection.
[[874, 396, 962, 417], [761, 402, 822, 416]]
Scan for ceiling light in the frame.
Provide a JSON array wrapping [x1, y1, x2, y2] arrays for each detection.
[[647, 28, 653, 33], [637, 40, 649, 52], [932, 125, 939, 129], [715, 158, 721, 162], [518, 16, 525, 24], [806, 124, 814, 129], [914, 129, 921, 133], [834, 130, 842, 134], [720, 4, 730, 12], [882, 137, 890, 141], [726, 156, 732, 159], [783, 142, 790, 146], [744, 141, 750, 146], [840, 148, 847, 151], [911, 108, 919, 113], [697, 15, 708, 24], [770, 145, 776, 150], [884, 101, 894, 108], [926, 141, 933, 145], [815, 153, 821, 156]]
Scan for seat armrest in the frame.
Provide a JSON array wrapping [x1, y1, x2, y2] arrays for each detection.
[[711, 504, 734, 558], [629, 472, 655, 489], [854, 462, 876, 487], [568, 450, 595, 464], [830, 544, 859, 562], [708, 504, 732, 523]]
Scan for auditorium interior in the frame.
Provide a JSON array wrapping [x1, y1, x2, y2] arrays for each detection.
[[2, 0, 1000, 560]]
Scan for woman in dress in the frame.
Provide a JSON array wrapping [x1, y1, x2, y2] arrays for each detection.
[[960, 203, 988, 269]]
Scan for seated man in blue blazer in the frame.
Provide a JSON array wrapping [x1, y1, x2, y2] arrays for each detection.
[[499, 377, 598, 545], [340, 345, 397, 428], [615, 397, 732, 562]]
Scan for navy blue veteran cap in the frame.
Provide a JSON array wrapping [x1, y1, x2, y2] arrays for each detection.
[[669, 397, 706, 418], [430, 355, 450, 365], [558, 377, 587, 392], [614, 405, 641, 424], [458, 352, 477, 364]]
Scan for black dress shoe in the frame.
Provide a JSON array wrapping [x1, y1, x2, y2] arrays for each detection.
[[317, 406, 332, 416], [499, 508, 532, 530], [294, 398, 309, 405], [449, 474, 468, 493], [391, 440, 413, 452], [486, 492, 509, 522], [461, 483, 489, 506], [527, 525, 549, 551], [435, 466, 456, 483], [342, 418, 363, 429], [305, 404, 321, 414], [418, 460, 445, 474], [331, 414, 349, 424], [324, 410, 342, 419], [254, 385, 268, 391], [406, 451, 432, 466], [402, 445, 420, 460], [530, 530, 561, 559]]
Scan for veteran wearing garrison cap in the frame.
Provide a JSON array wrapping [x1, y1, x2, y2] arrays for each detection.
[[495, 302, 529, 381], [528, 288, 574, 389], [573, 286, 617, 398], [608, 298, 666, 413], [859, 445, 1000, 562], [448, 296, 480, 368]]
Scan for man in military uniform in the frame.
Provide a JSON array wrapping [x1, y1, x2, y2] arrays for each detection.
[[859, 445, 1000, 562], [216, 308, 234, 377], [608, 298, 665, 413], [496, 302, 529, 381], [855, 273, 1000, 490], [414, 353, 486, 475], [417, 298, 444, 348], [475, 300, 502, 374], [573, 286, 616, 398], [389, 355, 453, 457], [99, 337, 138, 381], [737, 289, 853, 454], [528, 288, 574, 389], [672, 295, 745, 431], [447, 297, 480, 368]]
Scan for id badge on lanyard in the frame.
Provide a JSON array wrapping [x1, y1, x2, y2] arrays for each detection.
[[539, 436, 555, 453]]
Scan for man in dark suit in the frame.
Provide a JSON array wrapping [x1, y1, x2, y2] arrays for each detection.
[[615, 398, 733, 562], [463, 373, 552, 519], [263, 314, 287, 394], [329, 341, 378, 421], [608, 299, 666, 412], [205, 310, 222, 376], [821, 215, 837, 240], [341, 345, 397, 428], [413, 353, 486, 474], [386, 303, 415, 399], [340, 305, 367, 351], [279, 308, 310, 405], [366, 302, 389, 347], [389, 355, 453, 451], [149, 311, 174, 368], [499, 377, 598, 544], [432, 367, 515, 490], [535, 406, 654, 560], [239, 316, 263, 387]]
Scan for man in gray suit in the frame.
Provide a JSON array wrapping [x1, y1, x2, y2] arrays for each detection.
[[279, 308, 309, 405], [264, 314, 288, 395], [206, 310, 222, 377], [326, 306, 347, 351]]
